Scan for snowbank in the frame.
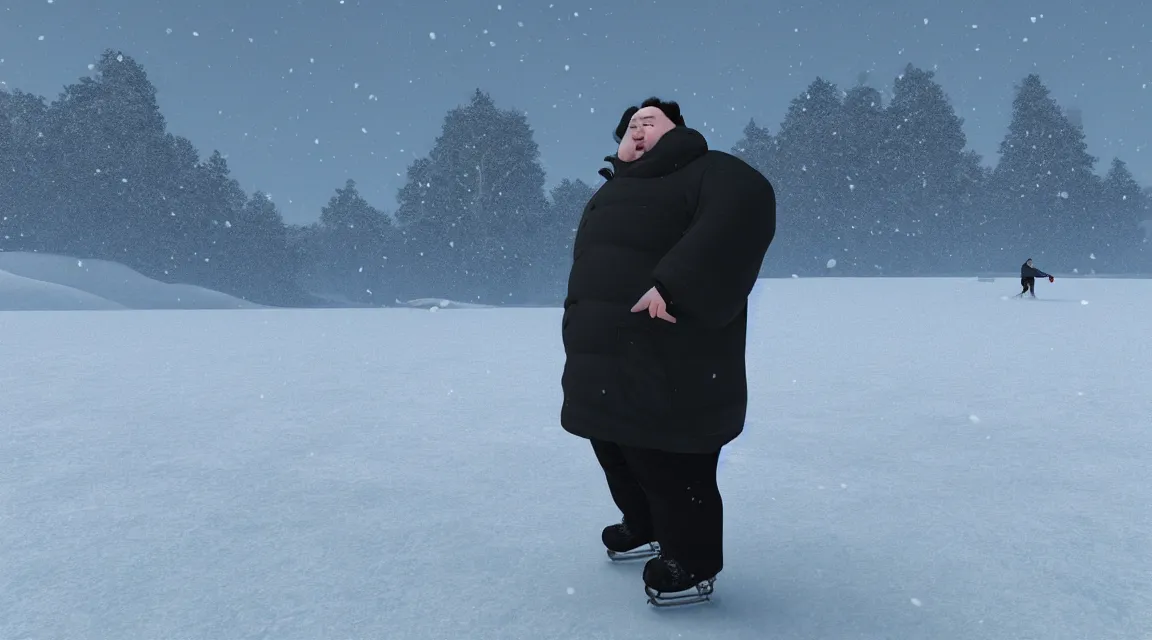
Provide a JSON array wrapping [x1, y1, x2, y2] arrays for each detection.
[[0, 252, 261, 311], [0, 268, 126, 310], [399, 297, 497, 309]]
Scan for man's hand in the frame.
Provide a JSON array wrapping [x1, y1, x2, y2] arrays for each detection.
[[631, 286, 676, 323]]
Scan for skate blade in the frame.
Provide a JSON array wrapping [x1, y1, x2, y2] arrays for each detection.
[[645, 578, 715, 608], [607, 542, 660, 562]]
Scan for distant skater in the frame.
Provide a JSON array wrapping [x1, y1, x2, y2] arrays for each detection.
[[1019, 258, 1053, 298]]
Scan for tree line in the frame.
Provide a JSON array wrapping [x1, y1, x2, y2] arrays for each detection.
[[733, 67, 1149, 277], [2, 50, 1149, 307]]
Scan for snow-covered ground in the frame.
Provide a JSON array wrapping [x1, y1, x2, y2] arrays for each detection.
[[2, 277, 1149, 639], [0, 252, 261, 310]]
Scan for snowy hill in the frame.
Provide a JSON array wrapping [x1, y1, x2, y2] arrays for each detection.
[[0, 267, 127, 310], [0, 252, 261, 310], [2, 277, 1150, 639]]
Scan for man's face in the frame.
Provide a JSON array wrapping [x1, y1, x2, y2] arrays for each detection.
[[617, 106, 676, 161]]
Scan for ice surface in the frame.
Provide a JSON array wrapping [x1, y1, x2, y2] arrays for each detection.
[[2, 277, 1150, 639], [0, 252, 261, 310]]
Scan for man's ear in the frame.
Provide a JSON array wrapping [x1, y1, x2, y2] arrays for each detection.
[[613, 106, 640, 143]]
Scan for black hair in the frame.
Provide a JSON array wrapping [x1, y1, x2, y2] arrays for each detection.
[[639, 97, 685, 127], [612, 97, 686, 142]]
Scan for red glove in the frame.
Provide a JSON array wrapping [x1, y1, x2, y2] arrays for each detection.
[[1049, 275, 1055, 283]]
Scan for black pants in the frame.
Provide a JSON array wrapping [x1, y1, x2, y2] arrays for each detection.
[[590, 439, 724, 578], [1021, 277, 1035, 296]]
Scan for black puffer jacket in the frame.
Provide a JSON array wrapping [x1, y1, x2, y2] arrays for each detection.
[[560, 127, 776, 454], [1021, 262, 1051, 279]]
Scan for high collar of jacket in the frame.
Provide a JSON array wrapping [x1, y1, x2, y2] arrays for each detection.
[[599, 127, 709, 180]]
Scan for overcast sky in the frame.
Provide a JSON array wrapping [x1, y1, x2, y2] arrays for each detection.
[[2, 0, 1148, 224]]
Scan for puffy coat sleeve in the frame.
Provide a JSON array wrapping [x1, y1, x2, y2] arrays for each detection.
[[651, 154, 776, 328]]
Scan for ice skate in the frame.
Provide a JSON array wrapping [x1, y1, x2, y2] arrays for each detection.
[[642, 556, 716, 607], [603, 521, 660, 562]]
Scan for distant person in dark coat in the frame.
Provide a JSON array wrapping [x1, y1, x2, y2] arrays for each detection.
[[560, 97, 776, 603], [1020, 258, 1053, 298]]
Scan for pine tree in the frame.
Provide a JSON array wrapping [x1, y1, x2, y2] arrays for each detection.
[[731, 119, 774, 175], [883, 64, 977, 273], [839, 84, 889, 272], [1098, 158, 1149, 270], [41, 50, 171, 261], [185, 151, 248, 286], [315, 179, 394, 303], [395, 89, 548, 303], [951, 151, 996, 271], [770, 78, 849, 274], [228, 191, 302, 304], [729, 119, 783, 275], [0, 89, 50, 252], [147, 133, 205, 281], [1102, 159, 1144, 223], [534, 178, 596, 302], [992, 74, 1099, 266]]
